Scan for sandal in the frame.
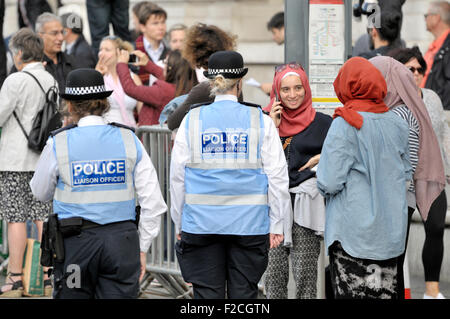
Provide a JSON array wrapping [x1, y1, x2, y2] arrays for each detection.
[[0, 272, 23, 298], [43, 270, 53, 298]]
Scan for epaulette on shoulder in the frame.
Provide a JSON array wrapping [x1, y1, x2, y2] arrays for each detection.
[[108, 122, 136, 133], [189, 101, 213, 111], [50, 124, 77, 137], [240, 101, 262, 109]]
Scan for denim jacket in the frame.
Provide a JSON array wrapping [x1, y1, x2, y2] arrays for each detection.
[[316, 112, 412, 260]]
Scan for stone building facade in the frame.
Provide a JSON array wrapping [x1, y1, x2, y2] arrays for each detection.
[[3, 0, 437, 107], [2, 0, 448, 285]]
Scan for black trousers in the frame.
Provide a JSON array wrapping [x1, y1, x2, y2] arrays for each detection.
[[397, 190, 447, 298], [53, 221, 140, 299], [86, 0, 131, 54], [422, 190, 447, 282], [176, 232, 270, 299]]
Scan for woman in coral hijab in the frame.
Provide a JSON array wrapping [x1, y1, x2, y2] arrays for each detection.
[[263, 63, 332, 299], [316, 57, 412, 299]]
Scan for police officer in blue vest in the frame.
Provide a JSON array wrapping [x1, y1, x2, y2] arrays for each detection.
[[30, 68, 167, 298], [170, 51, 291, 299]]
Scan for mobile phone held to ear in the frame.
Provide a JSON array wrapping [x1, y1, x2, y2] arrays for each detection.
[[275, 93, 281, 119], [129, 54, 138, 63]]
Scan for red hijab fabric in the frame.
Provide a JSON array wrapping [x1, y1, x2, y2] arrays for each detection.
[[332, 57, 389, 129], [263, 65, 315, 137]]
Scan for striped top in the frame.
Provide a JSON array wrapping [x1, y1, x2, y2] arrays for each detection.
[[391, 105, 419, 199], [422, 88, 450, 175]]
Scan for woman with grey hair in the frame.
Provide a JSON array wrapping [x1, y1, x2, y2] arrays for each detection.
[[0, 28, 56, 297]]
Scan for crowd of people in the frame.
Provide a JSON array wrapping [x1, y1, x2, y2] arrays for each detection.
[[0, 0, 449, 300]]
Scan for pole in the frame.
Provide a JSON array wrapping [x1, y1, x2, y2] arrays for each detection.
[[284, 0, 309, 74]]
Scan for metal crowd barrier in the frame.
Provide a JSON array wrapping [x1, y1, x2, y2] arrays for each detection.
[[136, 125, 192, 299], [135, 124, 325, 299]]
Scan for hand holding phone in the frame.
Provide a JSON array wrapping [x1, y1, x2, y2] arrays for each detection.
[[131, 50, 149, 67], [128, 54, 138, 63], [275, 93, 281, 119], [270, 98, 282, 128]]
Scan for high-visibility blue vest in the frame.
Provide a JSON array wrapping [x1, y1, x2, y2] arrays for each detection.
[[182, 99, 270, 235], [52, 125, 141, 224]]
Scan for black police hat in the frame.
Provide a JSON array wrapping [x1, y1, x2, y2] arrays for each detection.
[[60, 68, 113, 101], [203, 50, 248, 79]]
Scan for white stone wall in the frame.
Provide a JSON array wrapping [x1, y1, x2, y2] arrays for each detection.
[[2, 0, 437, 106], [2, 0, 448, 284], [4, 0, 436, 51]]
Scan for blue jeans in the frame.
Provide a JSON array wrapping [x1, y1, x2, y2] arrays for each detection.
[[86, 0, 131, 54]]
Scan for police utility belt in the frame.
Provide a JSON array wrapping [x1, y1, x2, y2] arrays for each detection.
[[40, 214, 100, 266], [40, 213, 135, 267]]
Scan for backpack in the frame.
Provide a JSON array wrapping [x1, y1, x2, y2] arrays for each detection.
[[13, 71, 62, 153]]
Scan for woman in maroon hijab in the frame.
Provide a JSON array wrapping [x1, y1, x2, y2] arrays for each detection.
[[263, 63, 332, 299]]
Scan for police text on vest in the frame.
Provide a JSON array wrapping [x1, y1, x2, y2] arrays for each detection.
[[71, 159, 126, 186], [202, 132, 248, 154]]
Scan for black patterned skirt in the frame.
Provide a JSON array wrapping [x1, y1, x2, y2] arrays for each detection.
[[0, 171, 52, 223], [328, 241, 398, 299]]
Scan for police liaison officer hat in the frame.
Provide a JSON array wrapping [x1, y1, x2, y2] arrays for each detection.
[[203, 50, 248, 79], [60, 68, 113, 100]]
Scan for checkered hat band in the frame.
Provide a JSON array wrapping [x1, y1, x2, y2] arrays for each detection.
[[65, 85, 107, 95], [208, 68, 244, 75]]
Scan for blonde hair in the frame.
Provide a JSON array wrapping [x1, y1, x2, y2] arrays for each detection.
[[209, 75, 240, 96], [65, 99, 110, 122], [101, 36, 134, 53]]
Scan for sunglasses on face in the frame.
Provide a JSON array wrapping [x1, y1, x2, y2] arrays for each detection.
[[103, 35, 119, 41], [408, 66, 425, 75], [275, 62, 304, 73]]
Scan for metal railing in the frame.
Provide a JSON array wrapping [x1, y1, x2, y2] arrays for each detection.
[[135, 124, 326, 299], [136, 125, 192, 299]]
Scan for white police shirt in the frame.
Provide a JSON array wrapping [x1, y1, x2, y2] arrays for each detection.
[[170, 94, 291, 236], [30, 115, 167, 253]]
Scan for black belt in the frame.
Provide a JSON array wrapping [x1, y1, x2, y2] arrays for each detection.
[[81, 219, 134, 230], [58, 217, 105, 238], [58, 217, 134, 238], [81, 219, 102, 230]]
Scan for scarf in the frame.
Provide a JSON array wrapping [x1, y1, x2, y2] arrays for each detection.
[[332, 57, 389, 130], [370, 56, 445, 220], [263, 65, 315, 137]]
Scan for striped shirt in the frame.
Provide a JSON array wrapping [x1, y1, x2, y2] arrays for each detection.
[[391, 105, 419, 196]]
